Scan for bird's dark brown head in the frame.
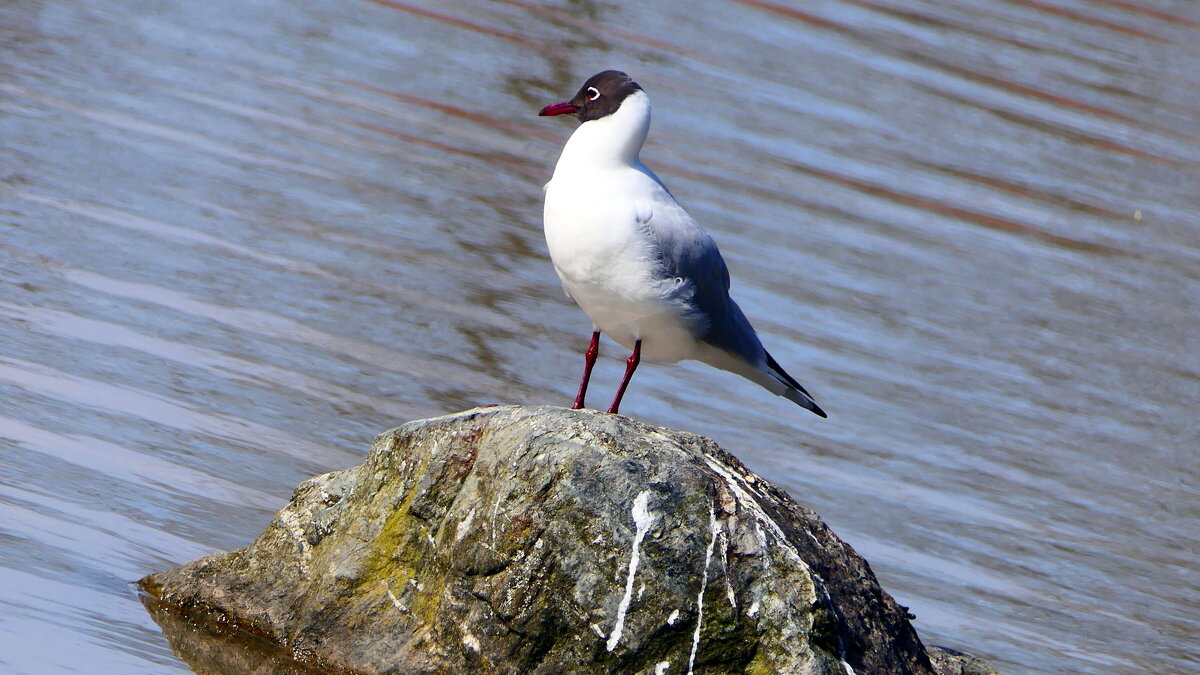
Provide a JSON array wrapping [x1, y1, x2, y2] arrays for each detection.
[[538, 70, 644, 123]]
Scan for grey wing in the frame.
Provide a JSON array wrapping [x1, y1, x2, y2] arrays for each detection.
[[641, 203, 767, 366]]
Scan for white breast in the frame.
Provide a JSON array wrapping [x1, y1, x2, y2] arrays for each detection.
[[543, 92, 701, 362]]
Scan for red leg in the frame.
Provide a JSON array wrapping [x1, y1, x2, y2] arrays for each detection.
[[607, 339, 641, 415], [573, 331, 601, 410]]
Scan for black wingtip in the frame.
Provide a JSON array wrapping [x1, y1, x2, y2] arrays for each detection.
[[779, 376, 828, 417], [765, 352, 827, 418], [792, 392, 827, 418]]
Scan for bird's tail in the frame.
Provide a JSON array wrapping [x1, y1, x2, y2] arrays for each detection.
[[765, 352, 827, 418]]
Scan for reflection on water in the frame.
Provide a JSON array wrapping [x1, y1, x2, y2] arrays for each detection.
[[141, 590, 325, 675], [2, 0, 1198, 673]]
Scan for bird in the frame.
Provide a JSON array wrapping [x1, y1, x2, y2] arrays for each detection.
[[538, 70, 826, 418]]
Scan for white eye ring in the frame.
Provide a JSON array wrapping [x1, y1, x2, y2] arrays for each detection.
[[586, 87, 600, 101]]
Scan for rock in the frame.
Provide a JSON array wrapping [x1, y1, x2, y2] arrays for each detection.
[[928, 646, 1002, 675], [140, 405, 991, 674]]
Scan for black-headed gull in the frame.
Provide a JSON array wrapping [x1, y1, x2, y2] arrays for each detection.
[[539, 70, 826, 418]]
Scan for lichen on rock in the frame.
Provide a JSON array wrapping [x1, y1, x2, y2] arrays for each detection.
[[140, 405, 991, 674]]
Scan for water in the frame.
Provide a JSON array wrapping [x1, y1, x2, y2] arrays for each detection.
[[2, 1, 1198, 672]]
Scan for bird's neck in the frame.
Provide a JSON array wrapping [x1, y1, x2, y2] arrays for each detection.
[[554, 91, 652, 174]]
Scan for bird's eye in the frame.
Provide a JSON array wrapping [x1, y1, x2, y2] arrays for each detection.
[[586, 87, 600, 101]]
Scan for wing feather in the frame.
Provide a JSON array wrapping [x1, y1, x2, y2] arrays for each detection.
[[636, 182, 766, 366]]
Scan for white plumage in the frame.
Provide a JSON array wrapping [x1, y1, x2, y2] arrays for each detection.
[[540, 72, 825, 418], [544, 91, 698, 362]]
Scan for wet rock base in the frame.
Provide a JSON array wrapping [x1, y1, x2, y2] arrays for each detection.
[[140, 406, 996, 674]]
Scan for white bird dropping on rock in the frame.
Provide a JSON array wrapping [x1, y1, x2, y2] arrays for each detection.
[[607, 490, 656, 651]]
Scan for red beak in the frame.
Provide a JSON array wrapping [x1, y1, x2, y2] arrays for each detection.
[[539, 101, 579, 117]]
